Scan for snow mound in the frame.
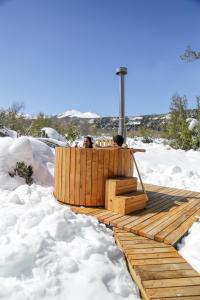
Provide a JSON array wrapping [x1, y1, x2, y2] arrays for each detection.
[[41, 127, 65, 142], [57, 109, 100, 119], [0, 137, 54, 190], [0, 185, 138, 300], [0, 128, 17, 138]]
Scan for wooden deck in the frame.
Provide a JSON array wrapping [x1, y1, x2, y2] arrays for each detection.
[[114, 228, 200, 300], [71, 183, 200, 246], [67, 183, 200, 298]]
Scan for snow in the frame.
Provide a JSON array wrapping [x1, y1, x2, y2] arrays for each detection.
[[1, 135, 200, 299], [128, 138, 200, 192], [41, 127, 66, 142], [0, 127, 18, 138], [0, 136, 139, 300], [187, 118, 198, 130], [57, 109, 100, 119]]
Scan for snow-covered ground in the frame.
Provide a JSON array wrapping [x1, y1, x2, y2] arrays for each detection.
[[0, 137, 139, 300], [0, 136, 200, 299], [128, 138, 200, 192]]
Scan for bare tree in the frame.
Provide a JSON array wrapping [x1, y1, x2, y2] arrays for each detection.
[[181, 46, 200, 62], [8, 102, 24, 114]]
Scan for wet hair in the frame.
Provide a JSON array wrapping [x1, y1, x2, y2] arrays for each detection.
[[84, 136, 93, 148], [113, 135, 124, 146]]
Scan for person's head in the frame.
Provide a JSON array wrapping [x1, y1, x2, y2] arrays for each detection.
[[83, 136, 93, 148], [112, 135, 124, 147]]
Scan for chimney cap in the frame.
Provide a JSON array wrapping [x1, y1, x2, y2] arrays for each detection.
[[116, 67, 128, 75]]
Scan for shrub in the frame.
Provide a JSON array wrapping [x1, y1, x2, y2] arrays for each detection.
[[9, 161, 33, 185]]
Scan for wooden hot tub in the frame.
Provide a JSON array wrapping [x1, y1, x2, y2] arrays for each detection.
[[54, 147, 133, 207]]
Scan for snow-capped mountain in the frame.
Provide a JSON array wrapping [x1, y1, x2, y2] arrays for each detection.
[[57, 109, 100, 119]]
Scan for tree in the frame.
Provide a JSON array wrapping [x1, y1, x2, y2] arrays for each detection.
[[181, 46, 200, 62], [65, 125, 80, 143], [167, 94, 192, 150], [0, 102, 25, 134]]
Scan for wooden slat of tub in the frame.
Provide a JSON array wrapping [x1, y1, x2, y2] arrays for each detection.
[[113, 150, 119, 176], [108, 148, 114, 178], [58, 148, 62, 201], [65, 148, 71, 204], [121, 149, 126, 176], [85, 149, 92, 206], [91, 149, 98, 206], [102, 150, 110, 201], [69, 147, 76, 204], [118, 149, 122, 176], [61, 148, 66, 203], [97, 149, 104, 206], [79, 148, 86, 206], [53, 148, 58, 198], [74, 148, 81, 205]]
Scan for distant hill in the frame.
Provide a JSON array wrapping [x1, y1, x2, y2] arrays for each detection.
[[20, 108, 198, 136]]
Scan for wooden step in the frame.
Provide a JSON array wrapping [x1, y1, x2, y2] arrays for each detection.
[[105, 177, 138, 211], [112, 191, 147, 214]]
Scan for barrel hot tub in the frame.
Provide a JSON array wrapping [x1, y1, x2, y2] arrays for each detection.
[[54, 147, 133, 207]]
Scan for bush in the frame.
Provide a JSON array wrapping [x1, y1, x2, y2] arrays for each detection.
[[9, 161, 33, 185]]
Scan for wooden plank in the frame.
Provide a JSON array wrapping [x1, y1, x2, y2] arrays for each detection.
[[164, 207, 200, 245], [61, 148, 67, 203], [113, 150, 119, 176], [53, 148, 58, 197], [69, 147, 76, 204], [121, 149, 126, 176], [58, 148, 63, 201], [138, 269, 199, 281], [54, 148, 60, 199], [118, 149, 123, 176], [155, 200, 200, 242], [134, 263, 192, 272], [146, 286, 200, 298], [143, 277, 200, 288], [102, 150, 110, 201], [79, 148, 86, 206], [91, 149, 98, 206], [127, 252, 180, 260], [97, 149, 104, 206], [130, 257, 185, 266], [74, 148, 81, 205], [139, 199, 197, 239], [108, 148, 114, 178], [125, 247, 177, 254], [85, 149, 92, 206], [152, 297, 200, 300]]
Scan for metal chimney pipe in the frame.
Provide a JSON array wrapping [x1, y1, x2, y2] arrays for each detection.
[[116, 67, 128, 142]]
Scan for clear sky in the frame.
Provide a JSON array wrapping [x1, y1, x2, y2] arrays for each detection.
[[0, 0, 200, 116]]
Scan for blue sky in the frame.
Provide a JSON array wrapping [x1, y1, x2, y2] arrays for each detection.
[[0, 0, 200, 116]]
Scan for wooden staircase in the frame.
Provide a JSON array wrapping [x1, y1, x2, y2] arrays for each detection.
[[105, 177, 148, 214]]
